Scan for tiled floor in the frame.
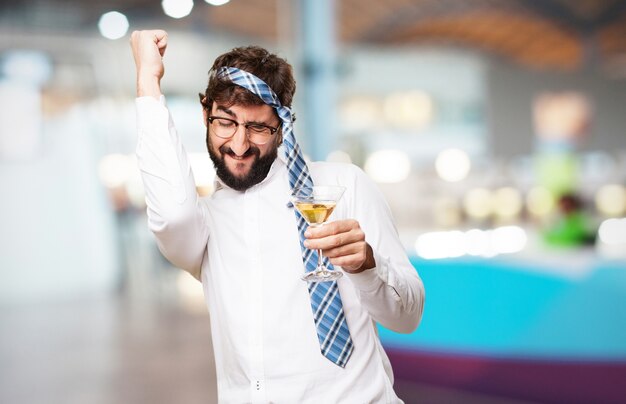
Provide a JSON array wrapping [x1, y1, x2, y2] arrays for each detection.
[[0, 287, 534, 404], [1, 291, 217, 404]]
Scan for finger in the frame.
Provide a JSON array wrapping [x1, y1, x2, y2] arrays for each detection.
[[151, 29, 168, 41], [323, 241, 368, 259], [328, 252, 366, 270], [305, 219, 359, 238], [304, 227, 364, 250], [154, 32, 168, 55], [332, 243, 375, 273]]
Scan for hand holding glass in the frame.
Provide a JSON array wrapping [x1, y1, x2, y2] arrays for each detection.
[[291, 185, 346, 282]]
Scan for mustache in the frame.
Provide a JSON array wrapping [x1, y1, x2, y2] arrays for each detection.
[[219, 144, 260, 159]]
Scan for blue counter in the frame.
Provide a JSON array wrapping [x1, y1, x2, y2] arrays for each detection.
[[380, 256, 626, 403]]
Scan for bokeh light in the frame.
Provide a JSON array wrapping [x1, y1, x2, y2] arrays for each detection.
[[162, 0, 194, 19], [415, 231, 465, 260], [364, 150, 411, 183], [205, 0, 230, 5], [340, 96, 381, 132], [598, 218, 626, 245], [595, 184, 626, 216], [463, 188, 493, 220], [97, 11, 129, 40], [383, 91, 433, 129], [493, 187, 523, 220], [492, 226, 527, 254], [326, 150, 353, 164], [464, 228, 492, 256], [415, 226, 527, 259], [435, 148, 471, 182], [527, 186, 555, 217]]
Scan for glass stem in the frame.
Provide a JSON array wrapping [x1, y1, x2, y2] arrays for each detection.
[[317, 248, 324, 272]]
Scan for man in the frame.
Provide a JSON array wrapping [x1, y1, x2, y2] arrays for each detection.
[[131, 29, 424, 403]]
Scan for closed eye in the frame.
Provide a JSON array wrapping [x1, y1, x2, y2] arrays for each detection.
[[247, 124, 270, 133], [211, 117, 236, 128]]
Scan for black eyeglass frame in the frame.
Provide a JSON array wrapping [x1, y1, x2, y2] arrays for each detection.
[[207, 116, 280, 138]]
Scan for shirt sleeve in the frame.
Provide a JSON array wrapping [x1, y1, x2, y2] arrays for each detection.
[[135, 95, 209, 281], [344, 165, 425, 333]]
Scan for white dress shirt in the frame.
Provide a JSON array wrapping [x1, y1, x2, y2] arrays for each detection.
[[136, 96, 425, 404]]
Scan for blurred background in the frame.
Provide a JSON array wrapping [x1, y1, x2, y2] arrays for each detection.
[[1, 0, 625, 403]]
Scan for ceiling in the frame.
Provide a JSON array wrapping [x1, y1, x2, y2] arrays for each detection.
[[1, 0, 626, 74]]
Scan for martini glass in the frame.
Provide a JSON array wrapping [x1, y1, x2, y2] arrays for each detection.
[[291, 185, 346, 282]]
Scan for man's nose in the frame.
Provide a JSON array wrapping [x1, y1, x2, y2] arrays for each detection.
[[229, 125, 250, 156]]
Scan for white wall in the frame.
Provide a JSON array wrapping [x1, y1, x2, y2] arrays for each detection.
[[0, 106, 119, 305]]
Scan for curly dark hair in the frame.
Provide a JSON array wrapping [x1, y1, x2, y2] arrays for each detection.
[[199, 46, 296, 112]]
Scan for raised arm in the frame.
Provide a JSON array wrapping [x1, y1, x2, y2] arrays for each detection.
[[131, 30, 209, 280], [130, 30, 168, 98]]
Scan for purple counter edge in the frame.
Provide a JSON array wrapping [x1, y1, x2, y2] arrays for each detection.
[[387, 348, 626, 404]]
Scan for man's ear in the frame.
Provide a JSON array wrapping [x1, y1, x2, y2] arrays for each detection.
[[199, 94, 208, 128], [274, 131, 283, 147]]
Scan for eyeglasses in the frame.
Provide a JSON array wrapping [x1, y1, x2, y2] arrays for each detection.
[[208, 116, 280, 145]]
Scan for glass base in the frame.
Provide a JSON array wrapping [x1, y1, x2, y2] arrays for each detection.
[[302, 269, 343, 282]]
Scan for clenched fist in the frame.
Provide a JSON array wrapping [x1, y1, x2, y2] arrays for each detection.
[[130, 30, 168, 98]]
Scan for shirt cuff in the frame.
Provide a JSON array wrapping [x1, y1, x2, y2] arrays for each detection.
[[345, 249, 389, 293]]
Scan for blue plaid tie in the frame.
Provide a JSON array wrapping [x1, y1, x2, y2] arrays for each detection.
[[217, 66, 354, 367]]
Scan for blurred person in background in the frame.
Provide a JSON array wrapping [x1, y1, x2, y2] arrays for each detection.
[[131, 29, 424, 403], [543, 193, 595, 247]]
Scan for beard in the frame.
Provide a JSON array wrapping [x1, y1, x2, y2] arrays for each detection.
[[207, 138, 278, 192]]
